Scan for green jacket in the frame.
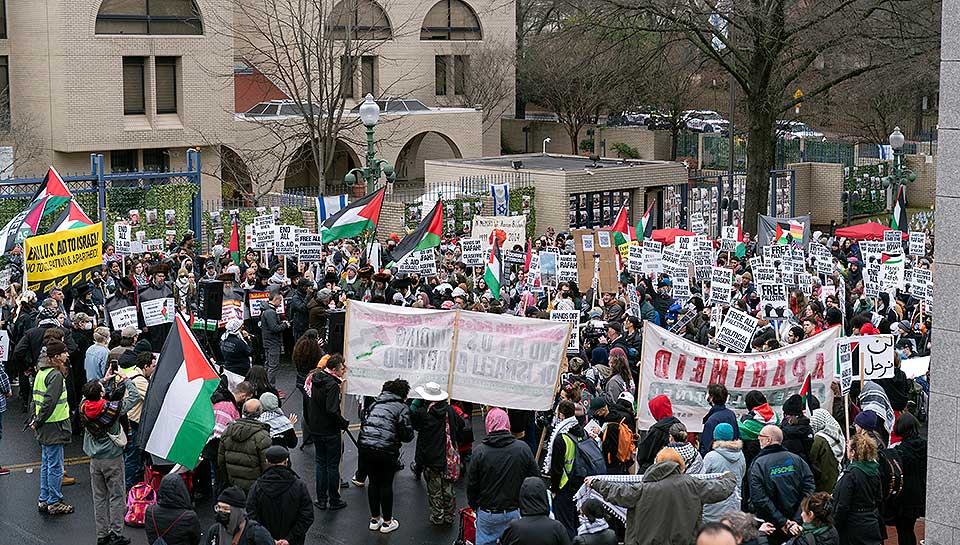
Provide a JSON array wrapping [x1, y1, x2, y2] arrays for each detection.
[[31, 359, 72, 446], [218, 417, 271, 491], [82, 380, 141, 459]]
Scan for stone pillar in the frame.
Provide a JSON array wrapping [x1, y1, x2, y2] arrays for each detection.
[[927, 1, 960, 541]]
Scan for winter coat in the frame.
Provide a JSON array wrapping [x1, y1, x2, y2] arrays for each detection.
[[13, 322, 77, 374], [781, 415, 815, 465], [875, 368, 910, 411], [356, 391, 414, 456], [747, 444, 815, 530], [636, 416, 681, 473], [220, 334, 252, 376], [548, 423, 588, 493], [259, 302, 287, 350], [245, 465, 314, 545], [892, 436, 927, 519], [81, 379, 141, 459], [601, 402, 636, 473], [572, 529, 619, 545], [466, 430, 539, 512], [31, 359, 72, 445], [218, 417, 272, 491], [500, 477, 572, 545], [700, 404, 740, 455], [785, 526, 841, 545], [591, 461, 737, 545], [809, 435, 841, 493], [307, 370, 348, 436], [603, 374, 633, 405], [832, 463, 884, 545], [145, 474, 202, 545], [701, 440, 746, 522], [286, 290, 310, 339], [411, 400, 464, 470], [204, 520, 274, 545]]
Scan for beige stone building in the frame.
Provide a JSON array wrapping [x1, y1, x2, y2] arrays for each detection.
[[0, 0, 514, 203]]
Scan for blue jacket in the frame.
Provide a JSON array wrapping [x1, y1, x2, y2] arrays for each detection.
[[700, 404, 740, 455]]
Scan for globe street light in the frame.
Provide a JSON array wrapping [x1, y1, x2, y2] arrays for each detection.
[[881, 126, 916, 198], [345, 93, 396, 192]]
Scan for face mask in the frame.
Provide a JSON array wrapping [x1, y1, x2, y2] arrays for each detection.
[[897, 350, 908, 360], [84, 323, 93, 330], [215, 510, 232, 526]]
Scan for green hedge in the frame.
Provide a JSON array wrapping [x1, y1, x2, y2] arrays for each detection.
[[202, 207, 305, 252]]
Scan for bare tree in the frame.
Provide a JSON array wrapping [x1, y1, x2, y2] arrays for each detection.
[[437, 43, 515, 137], [515, 0, 566, 117], [0, 88, 45, 179], [575, 0, 940, 225]]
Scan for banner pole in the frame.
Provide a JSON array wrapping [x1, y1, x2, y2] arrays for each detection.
[[536, 325, 571, 463], [445, 309, 460, 401], [843, 393, 851, 441], [338, 300, 351, 482]]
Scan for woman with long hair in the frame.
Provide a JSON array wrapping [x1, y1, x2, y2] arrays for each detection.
[[786, 492, 839, 545], [832, 433, 884, 545], [131, 260, 149, 287], [243, 365, 278, 400], [603, 347, 634, 404], [291, 329, 323, 444]]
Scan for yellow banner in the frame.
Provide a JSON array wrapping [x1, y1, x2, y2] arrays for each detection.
[[25, 222, 102, 294]]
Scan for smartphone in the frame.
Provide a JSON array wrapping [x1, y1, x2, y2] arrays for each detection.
[[109, 359, 119, 374]]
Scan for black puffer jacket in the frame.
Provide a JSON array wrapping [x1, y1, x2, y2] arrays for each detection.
[[781, 415, 815, 465], [308, 370, 348, 436], [357, 391, 414, 455], [636, 415, 680, 473], [220, 334, 252, 375], [245, 465, 314, 545], [411, 400, 464, 470], [145, 474, 202, 545], [466, 430, 539, 512], [500, 477, 572, 545]]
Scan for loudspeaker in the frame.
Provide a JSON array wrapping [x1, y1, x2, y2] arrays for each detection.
[[197, 279, 224, 322], [326, 310, 346, 355]]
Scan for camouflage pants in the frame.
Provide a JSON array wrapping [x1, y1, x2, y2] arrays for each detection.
[[424, 467, 455, 524]]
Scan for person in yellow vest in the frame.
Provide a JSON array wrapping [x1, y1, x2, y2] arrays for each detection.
[[30, 340, 74, 515]]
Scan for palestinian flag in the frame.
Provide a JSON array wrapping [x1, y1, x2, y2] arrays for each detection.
[[139, 316, 220, 468], [799, 373, 813, 413], [319, 187, 385, 243], [891, 185, 907, 232], [0, 166, 74, 252], [50, 200, 94, 232], [483, 241, 502, 300], [610, 207, 632, 247], [734, 217, 746, 258], [389, 200, 442, 266], [636, 202, 654, 243], [228, 216, 241, 266], [775, 220, 804, 246], [882, 253, 903, 266]]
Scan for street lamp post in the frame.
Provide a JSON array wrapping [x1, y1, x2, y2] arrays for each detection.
[[344, 94, 397, 192], [882, 126, 917, 199]]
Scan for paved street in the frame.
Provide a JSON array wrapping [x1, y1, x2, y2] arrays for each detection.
[[0, 364, 477, 545]]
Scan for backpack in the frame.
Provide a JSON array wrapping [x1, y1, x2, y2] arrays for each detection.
[[878, 448, 905, 524], [603, 418, 637, 464], [150, 510, 185, 545], [124, 482, 157, 527], [566, 432, 606, 479]]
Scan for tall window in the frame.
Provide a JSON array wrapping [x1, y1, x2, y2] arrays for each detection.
[[435, 55, 448, 95], [361, 56, 376, 97], [421, 0, 482, 40], [0, 57, 8, 130], [96, 0, 203, 35], [142, 149, 170, 172], [340, 56, 355, 98], [110, 150, 138, 173], [454, 55, 468, 95], [0, 0, 7, 40], [155, 57, 178, 114], [328, 0, 392, 40], [122, 57, 146, 115]]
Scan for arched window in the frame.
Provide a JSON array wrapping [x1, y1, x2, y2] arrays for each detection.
[[328, 0, 392, 40], [421, 0, 481, 40], [95, 0, 203, 35]]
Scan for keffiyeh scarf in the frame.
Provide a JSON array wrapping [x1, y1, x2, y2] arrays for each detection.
[[859, 381, 895, 434], [810, 408, 845, 463], [542, 416, 578, 473], [575, 473, 726, 524]]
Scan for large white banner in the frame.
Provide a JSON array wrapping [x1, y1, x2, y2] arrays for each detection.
[[638, 323, 837, 432], [345, 301, 569, 410]]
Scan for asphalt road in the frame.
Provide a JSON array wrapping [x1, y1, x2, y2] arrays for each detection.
[[0, 364, 478, 545]]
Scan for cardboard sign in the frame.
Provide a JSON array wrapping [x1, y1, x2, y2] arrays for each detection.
[[909, 231, 926, 256], [881, 254, 905, 290], [297, 234, 325, 262], [573, 229, 618, 293], [715, 308, 758, 353], [759, 283, 790, 320], [550, 309, 580, 352], [884, 230, 902, 253], [460, 239, 485, 266], [114, 223, 131, 254]]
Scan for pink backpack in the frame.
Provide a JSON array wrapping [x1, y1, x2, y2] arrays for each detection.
[[124, 482, 157, 527]]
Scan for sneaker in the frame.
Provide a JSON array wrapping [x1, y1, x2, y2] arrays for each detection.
[[340, 480, 350, 489], [328, 500, 347, 511], [45, 501, 74, 515], [37, 501, 47, 513], [351, 477, 365, 488], [96, 536, 111, 545], [369, 517, 382, 531], [0, 467, 10, 476], [108, 532, 131, 545], [314, 500, 327, 510], [61, 475, 76, 486], [379, 519, 399, 534]]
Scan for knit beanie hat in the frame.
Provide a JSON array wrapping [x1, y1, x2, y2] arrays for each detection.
[[783, 394, 805, 416], [260, 392, 280, 412], [218, 486, 246, 507], [713, 422, 734, 441], [854, 410, 879, 431], [589, 397, 608, 414], [45, 340, 67, 358]]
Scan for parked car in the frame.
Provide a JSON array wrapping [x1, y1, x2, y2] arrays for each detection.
[[683, 110, 728, 133], [776, 120, 824, 139]]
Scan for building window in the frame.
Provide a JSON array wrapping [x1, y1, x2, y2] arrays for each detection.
[[110, 150, 138, 173], [95, 0, 203, 35], [328, 0, 392, 40], [0, 0, 7, 40], [142, 148, 170, 172], [435, 55, 448, 95], [0, 57, 8, 130], [340, 56, 355, 98], [155, 57, 178, 114], [421, 0, 482, 40], [361, 56, 376, 97], [122, 57, 146, 115], [454, 55, 468, 95], [568, 190, 632, 230]]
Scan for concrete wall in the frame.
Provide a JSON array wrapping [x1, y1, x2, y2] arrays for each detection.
[[787, 162, 844, 226], [927, 0, 960, 540], [907, 153, 937, 210], [501, 119, 589, 155]]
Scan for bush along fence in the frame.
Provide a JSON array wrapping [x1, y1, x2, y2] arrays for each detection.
[[844, 162, 889, 217], [202, 207, 306, 253]]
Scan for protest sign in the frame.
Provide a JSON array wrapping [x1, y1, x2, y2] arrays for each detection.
[[884, 229, 903, 253], [690, 214, 706, 235], [573, 229, 618, 292], [109, 306, 138, 331], [557, 254, 578, 283], [642, 240, 662, 275], [297, 233, 325, 262], [419, 249, 437, 277], [141, 297, 175, 327], [114, 223, 131, 254], [460, 239, 484, 266], [638, 323, 837, 431], [253, 214, 275, 233], [25, 222, 102, 296], [798, 273, 813, 296], [626, 285, 641, 317], [274, 225, 297, 255], [597, 230, 612, 248], [662, 248, 685, 278], [709, 283, 732, 306], [550, 309, 580, 352], [504, 250, 526, 265], [672, 278, 692, 301], [676, 236, 695, 257], [246, 290, 284, 317], [627, 243, 643, 275], [0, 330, 9, 362], [843, 334, 895, 380], [398, 251, 420, 274], [715, 308, 758, 353], [252, 226, 273, 250], [759, 283, 790, 320], [909, 231, 926, 256], [881, 254, 905, 290], [539, 251, 558, 288], [471, 216, 526, 251], [753, 266, 777, 286], [244, 224, 253, 253], [835, 340, 854, 396]]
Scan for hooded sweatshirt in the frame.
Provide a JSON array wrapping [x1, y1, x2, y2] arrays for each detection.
[[637, 395, 681, 472], [245, 465, 315, 545], [701, 440, 746, 522], [145, 474, 202, 545], [500, 477, 572, 545]]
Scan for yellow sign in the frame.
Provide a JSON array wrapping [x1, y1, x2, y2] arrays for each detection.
[[793, 88, 803, 108], [25, 222, 102, 294]]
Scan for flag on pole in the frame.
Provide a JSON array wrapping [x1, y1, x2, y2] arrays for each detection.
[[798, 372, 813, 413], [389, 200, 443, 266], [139, 316, 220, 468], [636, 202, 655, 243], [775, 220, 804, 246], [490, 183, 510, 216], [0, 166, 74, 252], [319, 187, 385, 243], [483, 241, 502, 300], [229, 216, 241, 266], [316, 194, 348, 223], [610, 207, 632, 247], [50, 200, 94, 232], [734, 216, 746, 258], [891, 185, 908, 233]]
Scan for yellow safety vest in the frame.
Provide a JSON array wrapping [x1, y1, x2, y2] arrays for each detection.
[[560, 433, 576, 490], [33, 367, 69, 423]]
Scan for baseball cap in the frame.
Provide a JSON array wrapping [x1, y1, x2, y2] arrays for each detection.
[[121, 326, 141, 338]]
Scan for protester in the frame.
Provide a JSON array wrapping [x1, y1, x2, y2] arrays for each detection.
[[636, 394, 681, 472], [220, 318, 253, 376], [666, 421, 703, 474], [808, 408, 844, 493], [572, 498, 618, 545], [356, 378, 415, 534], [207, 487, 274, 545], [696, 523, 739, 545], [586, 447, 737, 545], [0, 357, 10, 476], [411, 381, 464, 526], [602, 347, 634, 404], [785, 492, 840, 545], [255, 392, 296, 448], [832, 433, 884, 545], [739, 391, 780, 470], [144, 474, 202, 545], [84, 326, 111, 382], [746, 425, 815, 545], [218, 398, 272, 491], [701, 383, 740, 455], [259, 291, 289, 384], [780, 394, 815, 464], [467, 407, 539, 545], [31, 340, 74, 515], [123, 351, 155, 491], [890, 413, 926, 545], [244, 446, 314, 545], [291, 329, 323, 441], [308, 353, 349, 511], [544, 399, 590, 538], [499, 477, 572, 545], [701, 423, 745, 522]]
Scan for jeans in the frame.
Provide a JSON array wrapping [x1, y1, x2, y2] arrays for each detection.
[[361, 449, 398, 520], [313, 433, 342, 503], [265, 348, 281, 385], [123, 420, 142, 491], [39, 443, 65, 504], [475, 509, 520, 545], [90, 457, 125, 538]]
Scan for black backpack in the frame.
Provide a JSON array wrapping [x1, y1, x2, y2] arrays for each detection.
[[878, 447, 905, 524]]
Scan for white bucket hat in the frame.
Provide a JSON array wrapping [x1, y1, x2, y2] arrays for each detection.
[[415, 382, 448, 402]]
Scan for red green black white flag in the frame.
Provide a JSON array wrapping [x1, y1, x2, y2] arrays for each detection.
[[389, 200, 443, 266], [319, 187, 386, 243]]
